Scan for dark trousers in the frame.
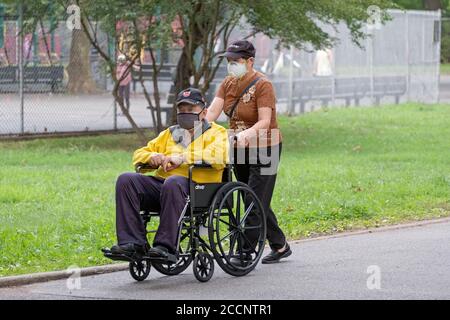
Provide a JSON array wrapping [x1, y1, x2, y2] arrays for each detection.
[[233, 143, 286, 251], [115, 173, 189, 252], [118, 84, 130, 110]]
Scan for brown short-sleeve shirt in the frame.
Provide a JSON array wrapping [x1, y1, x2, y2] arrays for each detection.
[[216, 70, 282, 146]]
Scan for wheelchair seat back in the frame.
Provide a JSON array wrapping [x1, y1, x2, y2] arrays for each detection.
[[190, 182, 223, 210], [190, 165, 233, 210]]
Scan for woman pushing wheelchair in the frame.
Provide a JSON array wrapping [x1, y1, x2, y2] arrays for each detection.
[[206, 40, 291, 264]]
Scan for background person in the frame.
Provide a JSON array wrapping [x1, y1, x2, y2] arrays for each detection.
[[116, 54, 132, 113], [313, 48, 333, 77]]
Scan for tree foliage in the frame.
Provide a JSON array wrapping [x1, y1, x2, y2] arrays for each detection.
[[3, 0, 400, 138]]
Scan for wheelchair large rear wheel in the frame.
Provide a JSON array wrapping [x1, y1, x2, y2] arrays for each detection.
[[208, 182, 267, 277], [151, 223, 193, 276]]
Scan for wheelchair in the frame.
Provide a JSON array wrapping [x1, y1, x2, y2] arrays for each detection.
[[102, 162, 267, 282]]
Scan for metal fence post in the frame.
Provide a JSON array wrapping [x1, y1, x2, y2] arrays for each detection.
[[287, 45, 294, 115], [406, 12, 410, 102], [18, 0, 24, 134], [331, 72, 335, 108], [437, 10, 442, 104], [108, 34, 117, 130], [369, 32, 375, 106], [331, 28, 336, 107], [113, 99, 117, 130]]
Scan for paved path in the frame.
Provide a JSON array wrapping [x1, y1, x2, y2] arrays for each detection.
[[1, 220, 449, 300]]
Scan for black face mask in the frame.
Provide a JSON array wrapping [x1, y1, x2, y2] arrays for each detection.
[[177, 109, 204, 130]]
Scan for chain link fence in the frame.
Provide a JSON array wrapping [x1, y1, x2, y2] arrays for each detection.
[[0, 8, 441, 137], [235, 9, 441, 114]]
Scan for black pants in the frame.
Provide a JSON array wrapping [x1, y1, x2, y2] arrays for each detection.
[[115, 173, 189, 253], [233, 143, 286, 251]]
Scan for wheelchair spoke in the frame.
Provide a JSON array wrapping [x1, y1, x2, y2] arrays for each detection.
[[218, 218, 237, 229], [219, 198, 239, 228], [229, 231, 238, 256], [239, 201, 255, 227], [228, 213, 239, 230], [243, 224, 262, 230], [179, 232, 189, 242], [236, 190, 242, 224], [236, 233, 244, 259], [238, 231, 258, 255], [219, 229, 237, 244], [210, 183, 267, 275]]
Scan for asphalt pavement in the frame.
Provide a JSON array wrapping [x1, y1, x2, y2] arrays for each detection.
[[0, 220, 449, 300]]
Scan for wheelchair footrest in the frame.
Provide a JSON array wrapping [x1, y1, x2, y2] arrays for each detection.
[[102, 249, 142, 263], [147, 253, 178, 264], [103, 252, 133, 262], [101, 248, 177, 264]]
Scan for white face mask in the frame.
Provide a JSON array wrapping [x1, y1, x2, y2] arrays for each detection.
[[227, 61, 247, 78]]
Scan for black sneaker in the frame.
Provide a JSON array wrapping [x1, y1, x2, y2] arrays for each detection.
[[110, 243, 148, 256], [229, 253, 253, 267], [261, 243, 292, 264]]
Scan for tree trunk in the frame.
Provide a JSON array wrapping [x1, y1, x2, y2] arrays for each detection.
[[423, 0, 443, 10], [67, 28, 98, 94], [172, 50, 193, 124]]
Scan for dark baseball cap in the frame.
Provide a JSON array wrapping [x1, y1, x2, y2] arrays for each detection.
[[176, 88, 207, 108], [219, 40, 256, 60]]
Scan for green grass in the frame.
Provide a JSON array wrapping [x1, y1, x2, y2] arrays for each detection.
[[441, 63, 450, 75], [1, 103, 449, 277]]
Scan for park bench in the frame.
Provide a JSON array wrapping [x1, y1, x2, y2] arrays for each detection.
[[0, 65, 64, 93], [272, 75, 407, 113], [131, 63, 176, 92], [334, 76, 407, 106], [146, 105, 174, 126], [372, 76, 407, 105], [23, 66, 64, 93], [0, 66, 17, 85]]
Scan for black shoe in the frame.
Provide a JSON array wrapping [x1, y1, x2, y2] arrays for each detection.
[[262, 243, 292, 264], [110, 243, 148, 256], [229, 253, 253, 267], [148, 245, 169, 257], [148, 245, 177, 263]]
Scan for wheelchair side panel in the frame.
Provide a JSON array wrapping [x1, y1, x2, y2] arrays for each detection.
[[190, 182, 223, 209]]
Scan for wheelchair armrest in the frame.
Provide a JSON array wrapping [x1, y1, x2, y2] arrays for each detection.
[[188, 161, 213, 182], [135, 163, 156, 173], [191, 161, 212, 168]]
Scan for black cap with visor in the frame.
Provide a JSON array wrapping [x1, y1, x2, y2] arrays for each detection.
[[176, 88, 207, 108], [219, 40, 256, 60]]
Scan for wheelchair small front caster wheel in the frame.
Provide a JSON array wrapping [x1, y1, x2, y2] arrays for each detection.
[[129, 259, 151, 281], [193, 252, 214, 282]]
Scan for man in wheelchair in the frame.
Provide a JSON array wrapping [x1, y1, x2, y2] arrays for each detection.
[[109, 88, 228, 262]]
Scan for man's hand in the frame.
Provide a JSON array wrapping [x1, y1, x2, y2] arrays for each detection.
[[149, 153, 166, 168], [162, 154, 185, 172]]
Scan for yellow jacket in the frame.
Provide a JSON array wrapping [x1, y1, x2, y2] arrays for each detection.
[[132, 121, 229, 183]]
